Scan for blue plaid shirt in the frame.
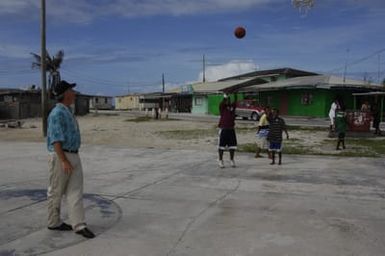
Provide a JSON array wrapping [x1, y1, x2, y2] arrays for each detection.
[[47, 103, 81, 152]]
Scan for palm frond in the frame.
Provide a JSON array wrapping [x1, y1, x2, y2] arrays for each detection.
[[52, 50, 64, 70], [31, 52, 42, 69], [55, 50, 64, 60], [30, 49, 65, 72], [46, 51, 52, 63]]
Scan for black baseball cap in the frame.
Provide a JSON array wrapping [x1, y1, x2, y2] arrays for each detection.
[[53, 80, 76, 97]]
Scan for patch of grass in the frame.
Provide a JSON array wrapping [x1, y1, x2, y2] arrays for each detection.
[[157, 129, 217, 140], [125, 116, 152, 122], [287, 125, 328, 131], [238, 137, 385, 158], [92, 112, 120, 117], [348, 138, 385, 156], [235, 125, 328, 134], [238, 143, 257, 153], [125, 116, 179, 122]]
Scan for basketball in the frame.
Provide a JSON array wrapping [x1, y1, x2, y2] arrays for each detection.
[[234, 26, 246, 39]]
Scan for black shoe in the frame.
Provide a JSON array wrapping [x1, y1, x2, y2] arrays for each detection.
[[76, 227, 95, 239], [48, 222, 73, 231]]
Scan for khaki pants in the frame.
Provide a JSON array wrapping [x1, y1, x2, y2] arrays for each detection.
[[47, 152, 86, 231]]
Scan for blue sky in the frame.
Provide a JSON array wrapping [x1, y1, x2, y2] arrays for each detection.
[[1, 0, 385, 96]]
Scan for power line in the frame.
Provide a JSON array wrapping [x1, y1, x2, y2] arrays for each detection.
[[327, 48, 385, 73]]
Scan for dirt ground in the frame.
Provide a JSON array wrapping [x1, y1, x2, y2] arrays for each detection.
[[0, 113, 330, 153]]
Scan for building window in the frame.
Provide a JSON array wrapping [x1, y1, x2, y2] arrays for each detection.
[[105, 98, 108, 103], [95, 98, 99, 103], [301, 92, 313, 105], [195, 97, 203, 106]]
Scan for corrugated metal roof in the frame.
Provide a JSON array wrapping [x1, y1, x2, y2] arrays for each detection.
[[240, 75, 384, 91], [191, 77, 266, 93], [0, 88, 41, 95], [218, 67, 319, 81], [352, 91, 385, 96]]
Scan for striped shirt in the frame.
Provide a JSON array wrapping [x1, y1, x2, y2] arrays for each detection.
[[267, 116, 286, 143]]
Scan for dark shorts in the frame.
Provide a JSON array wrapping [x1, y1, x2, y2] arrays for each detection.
[[338, 132, 345, 139], [218, 128, 237, 150], [269, 142, 283, 152]]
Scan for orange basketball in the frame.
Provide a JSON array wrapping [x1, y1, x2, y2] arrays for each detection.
[[234, 26, 246, 39]]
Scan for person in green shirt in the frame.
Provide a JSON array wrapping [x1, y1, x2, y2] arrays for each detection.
[[335, 108, 348, 150]]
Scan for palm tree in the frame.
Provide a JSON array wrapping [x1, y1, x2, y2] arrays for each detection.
[[31, 50, 64, 98]]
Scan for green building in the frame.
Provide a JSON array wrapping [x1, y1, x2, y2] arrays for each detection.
[[190, 68, 318, 115], [181, 67, 385, 118], [241, 75, 385, 118]]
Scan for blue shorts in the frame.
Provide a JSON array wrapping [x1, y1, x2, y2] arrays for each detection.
[[269, 142, 282, 152]]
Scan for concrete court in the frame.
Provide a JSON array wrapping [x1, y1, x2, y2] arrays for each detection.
[[1, 142, 385, 256]]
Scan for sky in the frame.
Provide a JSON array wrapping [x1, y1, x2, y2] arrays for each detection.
[[0, 0, 385, 96]]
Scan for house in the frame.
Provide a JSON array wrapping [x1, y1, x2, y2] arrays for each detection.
[[189, 79, 256, 115], [74, 94, 91, 116], [169, 93, 192, 113], [0, 88, 41, 119], [89, 95, 114, 110], [240, 74, 385, 117], [188, 67, 319, 115], [0, 88, 90, 119], [167, 86, 192, 113], [115, 94, 140, 110], [181, 67, 384, 118], [138, 92, 174, 111]]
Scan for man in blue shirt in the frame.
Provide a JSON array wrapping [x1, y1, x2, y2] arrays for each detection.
[[47, 80, 95, 239]]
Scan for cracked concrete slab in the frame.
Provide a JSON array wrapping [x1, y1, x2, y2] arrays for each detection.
[[0, 142, 385, 256]]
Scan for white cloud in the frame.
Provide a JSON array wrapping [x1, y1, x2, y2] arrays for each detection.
[[198, 60, 258, 81], [0, 0, 38, 15]]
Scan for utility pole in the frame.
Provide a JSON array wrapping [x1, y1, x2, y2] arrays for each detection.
[[343, 48, 349, 83], [378, 53, 381, 84], [41, 0, 48, 137], [162, 73, 165, 110], [203, 54, 206, 83], [162, 73, 165, 93]]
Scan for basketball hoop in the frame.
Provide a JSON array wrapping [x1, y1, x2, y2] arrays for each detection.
[[292, 0, 314, 16]]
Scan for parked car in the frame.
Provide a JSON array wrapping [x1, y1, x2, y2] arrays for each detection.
[[235, 99, 264, 121]]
